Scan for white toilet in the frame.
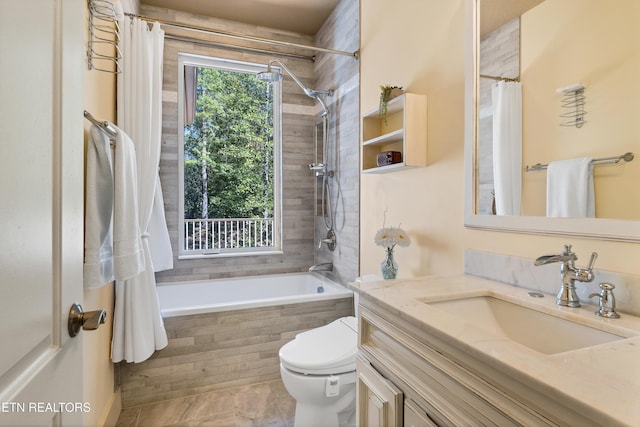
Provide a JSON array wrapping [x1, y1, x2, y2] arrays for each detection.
[[279, 316, 358, 427]]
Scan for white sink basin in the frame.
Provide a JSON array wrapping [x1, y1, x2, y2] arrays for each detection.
[[425, 295, 626, 354]]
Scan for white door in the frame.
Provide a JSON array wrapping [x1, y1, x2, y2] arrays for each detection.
[[0, 0, 86, 426]]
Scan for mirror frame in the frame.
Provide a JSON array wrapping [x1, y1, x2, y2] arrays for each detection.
[[464, 0, 640, 242]]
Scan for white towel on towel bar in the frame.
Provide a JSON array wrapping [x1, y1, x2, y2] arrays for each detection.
[[112, 125, 146, 280], [546, 157, 595, 218], [84, 125, 115, 288], [83, 124, 145, 288]]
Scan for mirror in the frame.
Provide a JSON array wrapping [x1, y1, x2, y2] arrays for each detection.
[[464, 0, 640, 241]]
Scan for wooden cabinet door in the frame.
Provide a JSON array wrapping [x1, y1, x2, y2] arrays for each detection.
[[356, 356, 403, 427], [404, 400, 438, 427]]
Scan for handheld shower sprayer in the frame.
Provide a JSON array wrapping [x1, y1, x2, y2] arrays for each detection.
[[257, 59, 337, 243]]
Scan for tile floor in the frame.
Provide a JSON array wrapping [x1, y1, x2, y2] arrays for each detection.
[[115, 380, 295, 427]]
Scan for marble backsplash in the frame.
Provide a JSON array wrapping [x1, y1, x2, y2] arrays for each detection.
[[464, 249, 640, 317]]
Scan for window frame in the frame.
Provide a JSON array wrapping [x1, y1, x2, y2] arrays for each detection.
[[177, 53, 283, 259]]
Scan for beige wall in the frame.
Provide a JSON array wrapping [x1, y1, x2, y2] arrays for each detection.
[[82, 2, 119, 426], [360, 0, 640, 280], [360, 0, 467, 278], [520, 0, 640, 219]]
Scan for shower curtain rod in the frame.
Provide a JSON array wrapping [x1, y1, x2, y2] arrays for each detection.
[[165, 34, 313, 61], [125, 13, 360, 60], [480, 74, 520, 82]]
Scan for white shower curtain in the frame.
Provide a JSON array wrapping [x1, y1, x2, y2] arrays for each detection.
[[491, 81, 522, 216], [112, 15, 173, 363]]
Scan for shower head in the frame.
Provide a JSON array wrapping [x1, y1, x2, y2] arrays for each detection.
[[257, 60, 332, 117], [258, 60, 309, 93], [256, 68, 281, 82]]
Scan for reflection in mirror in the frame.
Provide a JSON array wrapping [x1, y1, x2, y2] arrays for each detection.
[[476, 0, 639, 220]]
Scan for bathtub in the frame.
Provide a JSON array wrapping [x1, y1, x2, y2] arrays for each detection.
[[122, 272, 354, 407], [157, 272, 353, 317]]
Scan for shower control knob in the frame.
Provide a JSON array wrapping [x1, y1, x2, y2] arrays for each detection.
[[68, 303, 107, 337], [318, 229, 337, 252]]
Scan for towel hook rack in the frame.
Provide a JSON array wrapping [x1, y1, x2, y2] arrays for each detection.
[[557, 83, 586, 128], [87, 0, 122, 74]]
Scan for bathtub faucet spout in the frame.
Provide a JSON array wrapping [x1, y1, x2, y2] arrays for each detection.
[[309, 262, 333, 272]]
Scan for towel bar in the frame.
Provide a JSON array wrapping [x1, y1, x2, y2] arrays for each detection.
[[84, 110, 117, 139], [525, 152, 634, 172]]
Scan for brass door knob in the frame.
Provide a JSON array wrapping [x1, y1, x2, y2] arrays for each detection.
[[68, 303, 107, 337]]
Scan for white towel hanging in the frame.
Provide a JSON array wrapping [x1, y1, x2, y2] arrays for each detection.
[[546, 157, 595, 218], [84, 125, 115, 288]]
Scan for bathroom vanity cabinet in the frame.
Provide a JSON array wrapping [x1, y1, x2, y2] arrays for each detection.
[[356, 295, 607, 427], [361, 93, 427, 174]]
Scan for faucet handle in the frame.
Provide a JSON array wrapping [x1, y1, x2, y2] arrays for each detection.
[[585, 252, 598, 270], [563, 244, 573, 254], [575, 251, 597, 283]]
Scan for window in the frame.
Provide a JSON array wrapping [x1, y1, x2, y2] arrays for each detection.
[[178, 54, 281, 258]]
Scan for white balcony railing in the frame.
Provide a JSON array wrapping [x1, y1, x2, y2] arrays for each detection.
[[184, 218, 274, 251]]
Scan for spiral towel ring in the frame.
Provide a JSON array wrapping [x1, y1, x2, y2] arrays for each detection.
[[87, 0, 122, 73]]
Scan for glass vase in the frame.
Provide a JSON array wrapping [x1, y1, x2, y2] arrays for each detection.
[[381, 248, 398, 280]]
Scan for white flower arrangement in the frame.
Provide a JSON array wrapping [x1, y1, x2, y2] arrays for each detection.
[[374, 226, 410, 251]]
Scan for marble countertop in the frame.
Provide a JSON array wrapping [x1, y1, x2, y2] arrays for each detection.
[[350, 274, 640, 427]]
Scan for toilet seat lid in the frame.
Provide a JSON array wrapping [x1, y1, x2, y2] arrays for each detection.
[[279, 316, 357, 375]]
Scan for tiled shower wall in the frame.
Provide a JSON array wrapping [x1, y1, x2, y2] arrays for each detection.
[[143, 1, 360, 285], [141, 5, 320, 282], [313, 0, 360, 285]]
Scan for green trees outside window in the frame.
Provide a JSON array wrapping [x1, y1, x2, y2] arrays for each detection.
[[181, 60, 279, 253]]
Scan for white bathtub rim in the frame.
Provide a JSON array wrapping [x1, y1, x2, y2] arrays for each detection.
[[157, 272, 353, 318], [158, 271, 338, 288]]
